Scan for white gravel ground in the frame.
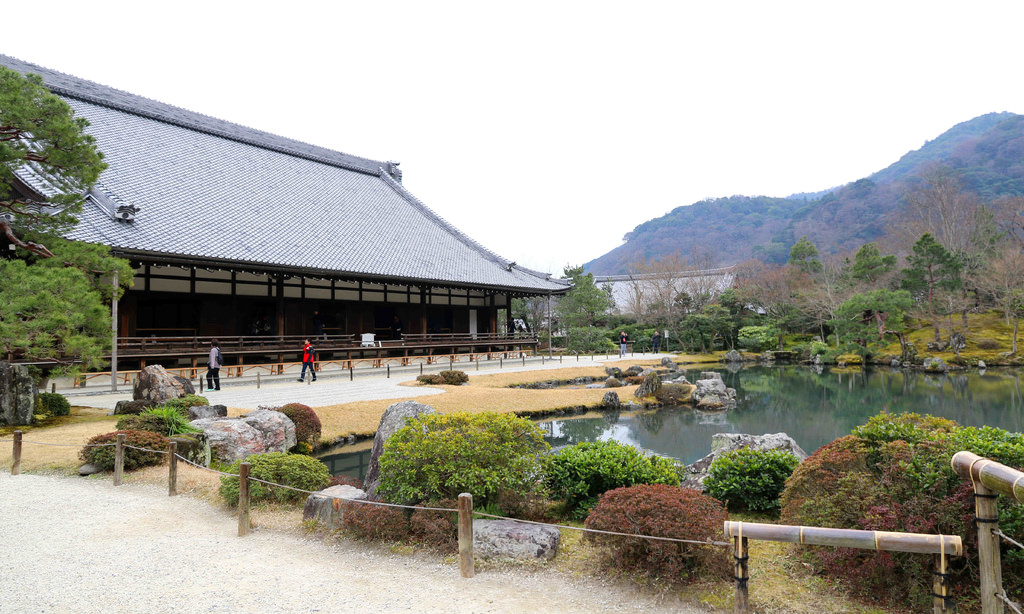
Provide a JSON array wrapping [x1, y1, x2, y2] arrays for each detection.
[[0, 472, 705, 614]]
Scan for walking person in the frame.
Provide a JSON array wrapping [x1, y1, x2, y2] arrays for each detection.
[[651, 330, 662, 354], [619, 330, 628, 357], [206, 339, 222, 392], [298, 338, 317, 382]]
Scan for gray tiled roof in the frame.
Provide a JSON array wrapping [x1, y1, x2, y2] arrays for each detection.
[[1, 54, 567, 294]]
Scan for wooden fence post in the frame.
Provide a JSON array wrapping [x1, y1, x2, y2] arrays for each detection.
[[238, 462, 251, 537], [458, 493, 475, 578], [257, 373, 261, 389], [168, 441, 178, 497], [12, 430, 22, 475], [733, 533, 749, 613], [113, 433, 126, 486], [974, 484, 1003, 614], [933, 552, 951, 613]]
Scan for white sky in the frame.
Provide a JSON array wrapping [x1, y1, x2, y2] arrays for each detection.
[[5, 1, 1023, 274]]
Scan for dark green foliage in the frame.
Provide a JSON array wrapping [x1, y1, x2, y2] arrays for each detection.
[[781, 412, 1024, 609], [163, 394, 210, 415], [115, 413, 165, 433], [79, 430, 169, 471], [544, 440, 683, 519], [377, 412, 549, 507], [280, 403, 322, 448], [37, 392, 70, 417], [737, 325, 778, 352], [417, 374, 443, 384], [218, 452, 330, 506], [438, 370, 469, 385], [584, 485, 730, 582], [704, 448, 800, 513]]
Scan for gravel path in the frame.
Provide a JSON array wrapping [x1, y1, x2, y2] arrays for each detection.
[[0, 472, 705, 613]]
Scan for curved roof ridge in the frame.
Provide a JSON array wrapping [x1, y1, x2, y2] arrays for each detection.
[[0, 54, 384, 176]]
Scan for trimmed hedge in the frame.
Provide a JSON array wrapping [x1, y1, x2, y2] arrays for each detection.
[[544, 440, 683, 519], [218, 452, 330, 506], [377, 412, 549, 508], [279, 403, 322, 449], [79, 430, 169, 470], [704, 448, 800, 513], [584, 485, 729, 582], [37, 392, 71, 417]]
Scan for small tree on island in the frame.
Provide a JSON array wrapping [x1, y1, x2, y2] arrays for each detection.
[[0, 66, 132, 377]]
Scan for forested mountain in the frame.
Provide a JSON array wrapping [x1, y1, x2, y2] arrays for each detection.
[[585, 112, 1024, 274]]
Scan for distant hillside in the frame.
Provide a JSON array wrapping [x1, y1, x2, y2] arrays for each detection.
[[585, 112, 1024, 274]]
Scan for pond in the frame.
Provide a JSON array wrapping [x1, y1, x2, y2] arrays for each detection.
[[317, 365, 1024, 478]]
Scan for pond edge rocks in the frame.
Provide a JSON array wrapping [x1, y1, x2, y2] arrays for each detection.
[[682, 432, 808, 490]]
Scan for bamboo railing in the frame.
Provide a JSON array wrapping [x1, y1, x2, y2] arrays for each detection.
[[724, 521, 962, 613]]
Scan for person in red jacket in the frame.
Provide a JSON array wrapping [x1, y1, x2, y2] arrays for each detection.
[[298, 339, 317, 382]]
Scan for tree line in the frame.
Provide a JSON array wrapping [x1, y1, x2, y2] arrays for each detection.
[[517, 165, 1024, 361]]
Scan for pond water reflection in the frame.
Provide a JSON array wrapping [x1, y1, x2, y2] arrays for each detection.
[[318, 365, 1024, 477], [540, 365, 1024, 464]]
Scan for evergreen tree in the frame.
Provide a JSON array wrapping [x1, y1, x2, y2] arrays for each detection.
[[788, 235, 823, 274], [900, 233, 962, 342]]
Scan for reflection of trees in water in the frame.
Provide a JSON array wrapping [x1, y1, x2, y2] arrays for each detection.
[[539, 365, 1024, 465], [603, 409, 621, 427]]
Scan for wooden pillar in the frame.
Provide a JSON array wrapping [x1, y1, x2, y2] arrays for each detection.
[[933, 553, 951, 613], [458, 493, 475, 578], [114, 433, 126, 486], [11, 430, 22, 475], [733, 533, 749, 613], [238, 462, 251, 537], [975, 484, 1004, 614], [168, 441, 178, 497]]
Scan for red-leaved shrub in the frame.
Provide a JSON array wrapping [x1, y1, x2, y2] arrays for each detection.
[[280, 403, 322, 447], [341, 500, 409, 542], [328, 474, 364, 490], [409, 500, 458, 552], [584, 484, 729, 582]]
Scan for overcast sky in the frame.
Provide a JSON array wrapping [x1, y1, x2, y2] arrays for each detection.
[[5, 1, 1023, 274]]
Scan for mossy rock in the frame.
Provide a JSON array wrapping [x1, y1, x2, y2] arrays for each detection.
[[655, 383, 693, 404]]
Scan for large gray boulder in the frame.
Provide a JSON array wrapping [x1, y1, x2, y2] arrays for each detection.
[[634, 373, 662, 398], [113, 400, 157, 415], [133, 365, 194, 404], [660, 357, 677, 370], [364, 400, 437, 499], [724, 349, 743, 363], [0, 361, 36, 426], [473, 519, 560, 561], [187, 404, 227, 420], [303, 485, 367, 530], [169, 433, 212, 467], [240, 409, 296, 452], [690, 372, 736, 410], [191, 409, 295, 463], [683, 432, 807, 490], [602, 391, 621, 409]]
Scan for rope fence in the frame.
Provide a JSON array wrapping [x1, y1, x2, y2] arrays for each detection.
[[8, 432, 1019, 612]]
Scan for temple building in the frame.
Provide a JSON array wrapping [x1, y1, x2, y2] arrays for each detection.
[[1, 55, 568, 369]]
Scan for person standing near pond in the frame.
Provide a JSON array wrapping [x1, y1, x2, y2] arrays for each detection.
[[651, 330, 662, 354], [206, 339, 222, 392], [619, 330, 628, 357], [298, 338, 317, 382]]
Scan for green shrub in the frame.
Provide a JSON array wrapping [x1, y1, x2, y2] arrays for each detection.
[[568, 327, 617, 354], [218, 452, 330, 506], [781, 412, 1024, 609], [807, 340, 829, 357], [115, 413, 166, 433], [279, 403, 322, 449], [377, 412, 549, 507], [737, 325, 779, 352], [163, 394, 210, 415], [417, 374, 443, 385], [138, 406, 203, 436], [37, 392, 71, 417], [584, 485, 729, 582], [544, 440, 683, 519], [79, 430, 169, 471], [438, 370, 469, 385], [704, 448, 800, 513]]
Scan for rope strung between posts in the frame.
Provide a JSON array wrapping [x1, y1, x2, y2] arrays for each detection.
[[0, 438, 114, 448], [125, 444, 169, 454], [473, 511, 730, 547], [998, 591, 1024, 614], [996, 529, 1024, 551]]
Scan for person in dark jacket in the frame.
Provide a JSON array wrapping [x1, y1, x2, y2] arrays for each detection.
[[206, 339, 222, 391], [619, 331, 628, 357], [651, 331, 662, 353], [298, 339, 317, 382]]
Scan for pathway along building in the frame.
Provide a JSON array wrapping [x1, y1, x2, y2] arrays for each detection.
[[2, 55, 568, 369]]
